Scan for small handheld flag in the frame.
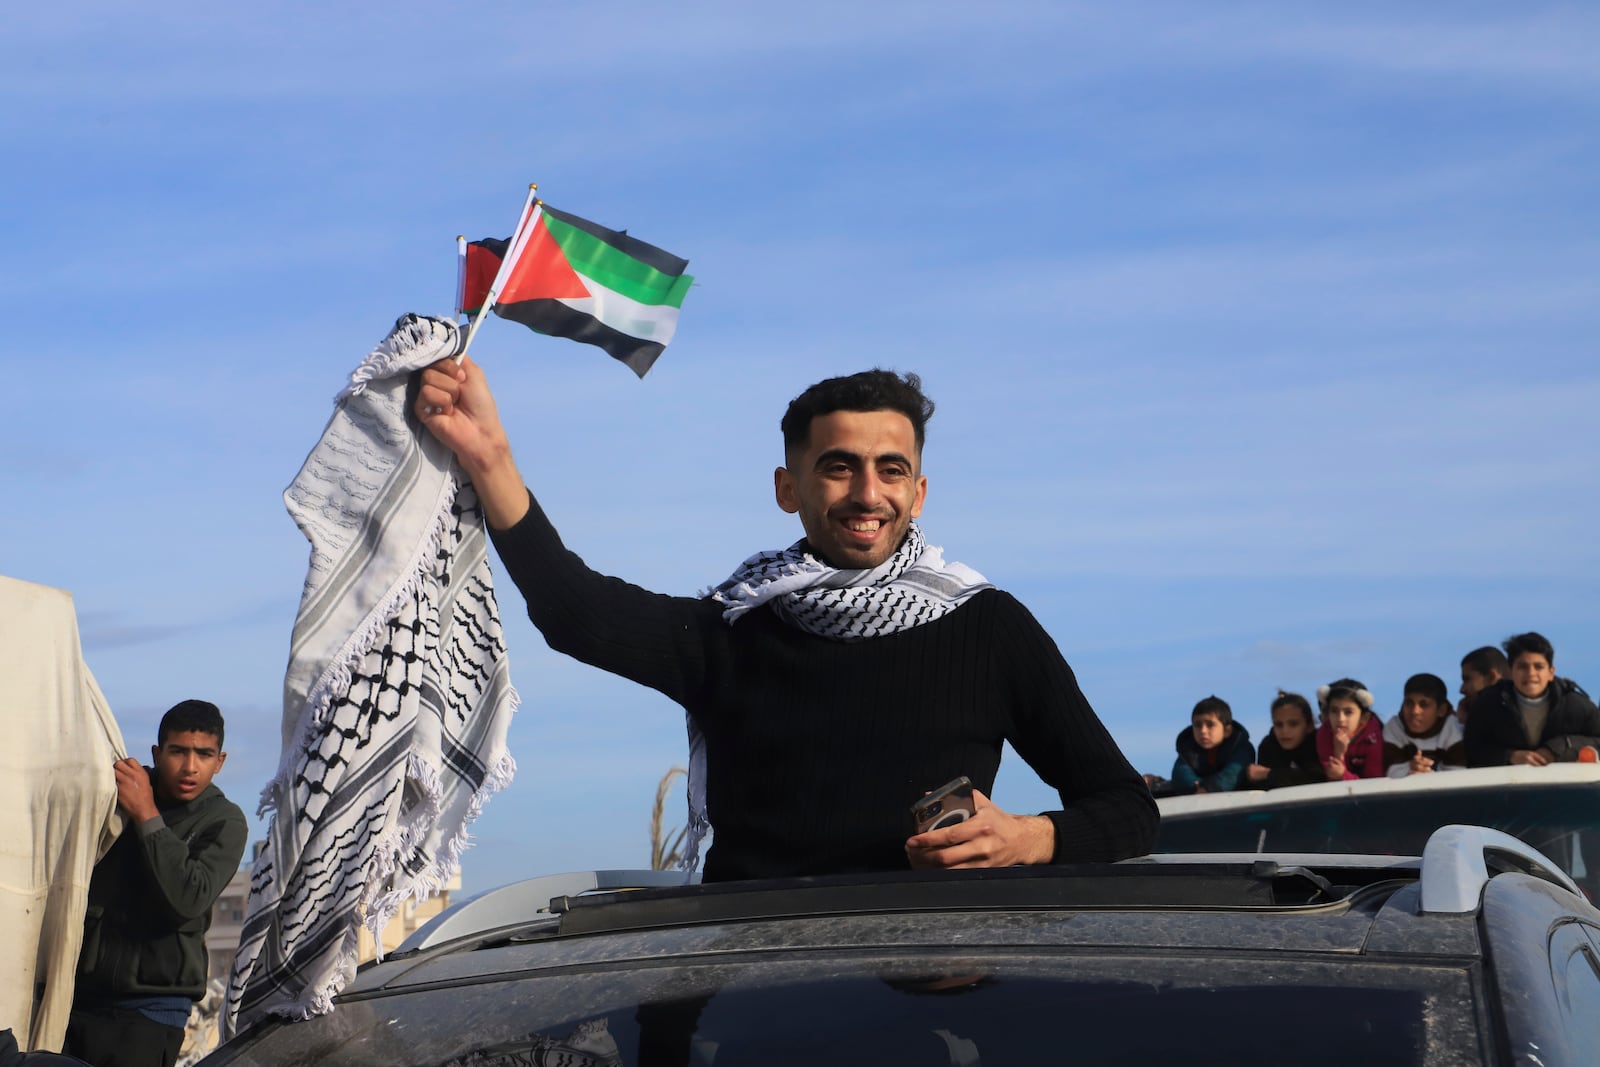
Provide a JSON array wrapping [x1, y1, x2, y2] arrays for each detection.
[[459, 193, 693, 378]]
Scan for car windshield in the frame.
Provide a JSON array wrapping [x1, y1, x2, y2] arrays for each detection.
[[211, 954, 1483, 1066], [1154, 781, 1600, 897]]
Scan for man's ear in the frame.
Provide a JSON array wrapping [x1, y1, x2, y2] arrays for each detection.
[[774, 467, 800, 514], [151, 743, 160, 764], [216, 751, 227, 772], [1224, 722, 1235, 737]]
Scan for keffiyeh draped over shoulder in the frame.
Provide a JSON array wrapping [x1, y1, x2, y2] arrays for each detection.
[[225, 315, 519, 1033], [707, 524, 991, 640]]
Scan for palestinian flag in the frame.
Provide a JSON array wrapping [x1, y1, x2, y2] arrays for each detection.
[[462, 205, 693, 378]]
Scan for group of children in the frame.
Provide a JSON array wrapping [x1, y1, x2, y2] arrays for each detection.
[[1143, 673, 1466, 797], [1144, 633, 1600, 796]]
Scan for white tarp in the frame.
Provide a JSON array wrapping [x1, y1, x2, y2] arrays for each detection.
[[0, 575, 125, 1050]]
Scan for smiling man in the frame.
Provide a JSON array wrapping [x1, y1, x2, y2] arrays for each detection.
[[417, 360, 1157, 881], [774, 407, 927, 570], [65, 700, 247, 1067]]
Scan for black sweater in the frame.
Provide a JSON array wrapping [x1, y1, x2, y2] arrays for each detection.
[[1255, 733, 1323, 789], [491, 493, 1158, 882]]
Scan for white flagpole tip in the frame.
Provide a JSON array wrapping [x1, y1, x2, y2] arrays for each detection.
[[455, 185, 540, 365]]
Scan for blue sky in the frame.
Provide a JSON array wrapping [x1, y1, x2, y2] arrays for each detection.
[[5, 2, 1597, 893]]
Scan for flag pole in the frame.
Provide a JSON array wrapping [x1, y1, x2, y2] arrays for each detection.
[[457, 183, 540, 364], [453, 235, 468, 321]]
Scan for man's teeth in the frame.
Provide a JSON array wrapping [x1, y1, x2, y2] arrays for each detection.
[[847, 520, 881, 532]]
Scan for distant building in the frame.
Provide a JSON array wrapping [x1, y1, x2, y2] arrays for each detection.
[[355, 871, 461, 959], [205, 866, 252, 988]]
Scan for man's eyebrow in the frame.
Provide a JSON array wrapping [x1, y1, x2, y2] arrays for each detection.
[[812, 448, 864, 469], [812, 448, 915, 470]]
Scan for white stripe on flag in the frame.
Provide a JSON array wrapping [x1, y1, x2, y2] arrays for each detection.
[[558, 276, 681, 344]]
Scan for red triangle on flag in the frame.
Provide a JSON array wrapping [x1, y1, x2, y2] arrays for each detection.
[[499, 216, 592, 303]]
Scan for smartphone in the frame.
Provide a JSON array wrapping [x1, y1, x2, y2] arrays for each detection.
[[911, 776, 976, 834]]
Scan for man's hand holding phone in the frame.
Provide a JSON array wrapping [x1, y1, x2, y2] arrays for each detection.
[[910, 776, 976, 834], [906, 777, 1056, 869]]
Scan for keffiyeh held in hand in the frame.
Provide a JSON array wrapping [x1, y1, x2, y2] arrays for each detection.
[[225, 315, 519, 1033]]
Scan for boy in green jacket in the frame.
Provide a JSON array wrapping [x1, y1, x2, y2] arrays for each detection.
[[64, 700, 247, 1067]]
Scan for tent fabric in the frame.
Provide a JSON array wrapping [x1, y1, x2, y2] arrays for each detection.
[[0, 575, 125, 1051]]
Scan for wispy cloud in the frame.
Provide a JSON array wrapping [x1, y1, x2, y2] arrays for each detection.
[[1184, 7, 1600, 90]]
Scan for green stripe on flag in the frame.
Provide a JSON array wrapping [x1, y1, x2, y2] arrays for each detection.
[[544, 214, 694, 309]]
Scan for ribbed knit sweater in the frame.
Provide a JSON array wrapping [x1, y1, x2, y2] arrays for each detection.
[[491, 492, 1158, 882]]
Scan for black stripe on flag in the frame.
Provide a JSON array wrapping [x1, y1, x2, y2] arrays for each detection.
[[494, 298, 665, 379]]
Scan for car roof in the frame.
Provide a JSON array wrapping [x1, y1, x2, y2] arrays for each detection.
[[344, 863, 1426, 1000], [334, 825, 1573, 998], [209, 826, 1599, 1067], [1155, 762, 1600, 819]]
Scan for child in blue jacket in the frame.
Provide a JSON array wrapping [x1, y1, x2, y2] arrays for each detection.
[[1145, 695, 1255, 796]]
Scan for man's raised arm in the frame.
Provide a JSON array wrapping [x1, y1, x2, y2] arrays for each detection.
[[416, 355, 531, 531]]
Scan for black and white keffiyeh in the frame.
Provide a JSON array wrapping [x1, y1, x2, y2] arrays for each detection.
[[707, 523, 991, 641], [224, 315, 519, 1033], [675, 524, 991, 868]]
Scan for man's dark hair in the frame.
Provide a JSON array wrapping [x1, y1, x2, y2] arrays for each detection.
[[1191, 695, 1232, 726], [1460, 645, 1510, 678], [1270, 690, 1314, 729], [1402, 673, 1450, 707], [780, 369, 935, 457], [1503, 631, 1555, 668], [158, 699, 226, 748]]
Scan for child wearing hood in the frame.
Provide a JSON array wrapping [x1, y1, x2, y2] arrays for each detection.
[[1383, 673, 1466, 776], [1245, 690, 1322, 789], [1317, 678, 1385, 780]]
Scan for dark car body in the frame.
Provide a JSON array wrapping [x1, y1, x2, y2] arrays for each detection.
[[204, 826, 1599, 1066]]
